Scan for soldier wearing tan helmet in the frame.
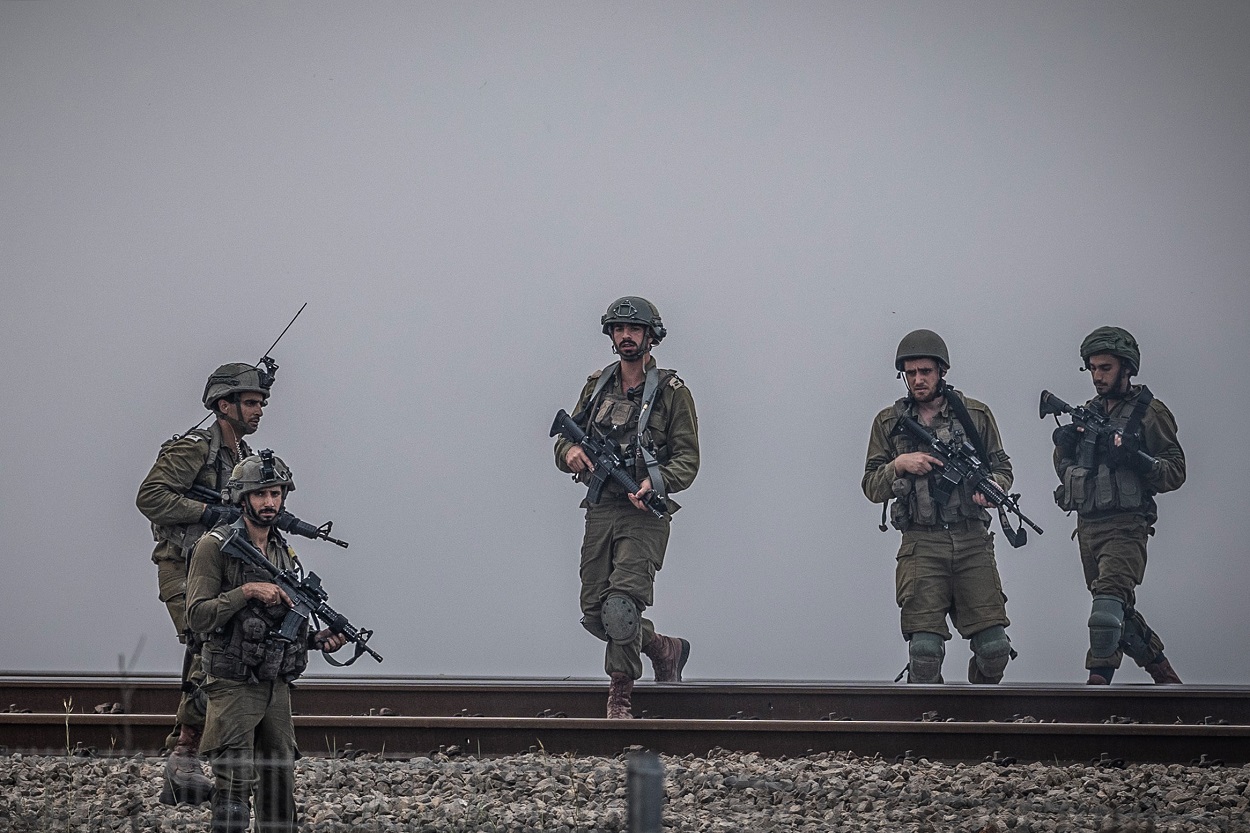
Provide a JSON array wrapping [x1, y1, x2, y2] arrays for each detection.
[[187, 451, 346, 833], [135, 360, 274, 806], [863, 330, 1016, 684], [554, 296, 700, 718], [1052, 327, 1186, 685]]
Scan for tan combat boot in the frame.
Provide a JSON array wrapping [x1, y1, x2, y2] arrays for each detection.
[[607, 672, 634, 719], [160, 724, 215, 806], [643, 633, 690, 683], [1144, 657, 1182, 684]]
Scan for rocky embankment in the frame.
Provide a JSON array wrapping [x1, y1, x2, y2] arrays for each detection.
[[2, 749, 1247, 832]]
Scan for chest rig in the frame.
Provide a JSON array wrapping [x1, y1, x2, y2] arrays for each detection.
[[575, 362, 671, 501], [887, 390, 989, 530], [1056, 387, 1154, 518], [200, 527, 309, 683]]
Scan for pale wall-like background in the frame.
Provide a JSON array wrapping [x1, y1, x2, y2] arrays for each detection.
[[2, 2, 1247, 684]]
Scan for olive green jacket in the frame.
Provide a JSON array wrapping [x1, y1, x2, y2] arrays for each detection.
[[186, 522, 298, 637], [554, 358, 700, 504], [862, 391, 1012, 527], [136, 422, 249, 562]]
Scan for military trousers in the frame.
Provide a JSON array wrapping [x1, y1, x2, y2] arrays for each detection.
[[579, 499, 670, 680], [155, 557, 206, 739], [895, 521, 1009, 641], [199, 676, 298, 833], [1076, 513, 1165, 670]]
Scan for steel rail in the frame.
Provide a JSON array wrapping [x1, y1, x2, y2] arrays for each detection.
[[2, 674, 1247, 725], [1, 712, 1246, 764]]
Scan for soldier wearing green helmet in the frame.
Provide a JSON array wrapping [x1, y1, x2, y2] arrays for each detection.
[[136, 361, 275, 806], [863, 330, 1016, 685], [187, 451, 347, 833], [1052, 327, 1186, 685], [554, 296, 699, 718]]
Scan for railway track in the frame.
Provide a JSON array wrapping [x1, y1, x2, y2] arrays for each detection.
[[2, 673, 1246, 764]]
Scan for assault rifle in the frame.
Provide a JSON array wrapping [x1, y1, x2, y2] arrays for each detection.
[[188, 484, 350, 548], [892, 415, 1042, 548], [1039, 390, 1158, 471], [219, 526, 382, 666], [550, 409, 669, 519]]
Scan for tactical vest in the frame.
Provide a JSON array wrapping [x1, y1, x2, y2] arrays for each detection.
[[151, 427, 250, 560], [1054, 390, 1153, 518], [887, 394, 990, 531], [200, 529, 309, 683], [577, 363, 675, 499]]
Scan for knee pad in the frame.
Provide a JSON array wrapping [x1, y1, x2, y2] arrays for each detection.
[[601, 594, 641, 644], [580, 616, 609, 642], [1119, 608, 1154, 664], [1088, 595, 1125, 660], [970, 625, 1012, 680], [907, 632, 945, 684]]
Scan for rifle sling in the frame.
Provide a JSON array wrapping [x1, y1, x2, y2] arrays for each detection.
[[573, 361, 668, 502]]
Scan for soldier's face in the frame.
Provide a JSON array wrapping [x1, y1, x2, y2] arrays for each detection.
[[1087, 354, 1124, 396], [611, 323, 649, 361], [245, 486, 284, 524], [220, 393, 266, 435], [903, 359, 942, 402]]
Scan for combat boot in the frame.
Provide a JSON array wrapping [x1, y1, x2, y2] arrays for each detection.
[[643, 633, 690, 683], [160, 724, 214, 806], [606, 672, 634, 719], [1144, 657, 1182, 684], [1086, 673, 1111, 685], [210, 793, 250, 833]]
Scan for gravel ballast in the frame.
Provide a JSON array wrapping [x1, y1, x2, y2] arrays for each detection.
[[2, 749, 1247, 832]]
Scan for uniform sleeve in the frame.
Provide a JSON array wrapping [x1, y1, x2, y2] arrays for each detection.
[[553, 377, 598, 473], [1143, 399, 1186, 494], [658, 384, 699, 495], [975, 405, 1014, 493], [136, 436, 211, 526], [186, 533, 248, 634], [862, 409, 899, 503]]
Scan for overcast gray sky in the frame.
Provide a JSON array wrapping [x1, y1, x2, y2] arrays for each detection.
[[2, 2, 1247, 686]]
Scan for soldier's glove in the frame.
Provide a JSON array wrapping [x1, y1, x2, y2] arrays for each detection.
[[1052, 424, 1080, 453], [199, 504, 241, 527]]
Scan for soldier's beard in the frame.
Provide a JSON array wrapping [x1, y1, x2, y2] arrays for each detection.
[[615, 340, 647, 363], [244, 502, 281, 527]]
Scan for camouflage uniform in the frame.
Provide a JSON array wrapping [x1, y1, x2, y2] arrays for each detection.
[[1053, 385, 1185, 675], [554, 357, 700, 681], [136, 423, 250, 733], [863, 390, 1014, 683], [187, 522, 306, 833]]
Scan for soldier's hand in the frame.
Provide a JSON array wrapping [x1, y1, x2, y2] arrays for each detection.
[[565, 446, 595, 474], [241, 582, 292, 608], [894, 452, 944, 476], [313, 628, 348, 653], [628, 478, 654, 512]]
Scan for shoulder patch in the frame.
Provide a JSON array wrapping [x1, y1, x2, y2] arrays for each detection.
[[665, 372, 685, 390], [207, 529, 226, 543]]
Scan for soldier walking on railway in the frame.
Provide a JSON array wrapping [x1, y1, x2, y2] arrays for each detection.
[[863, 330, 1016, 684], [554, 297, 700, 718], [136, 362, 275, 805], [187, 453, 346, 833], [1051, 327, 1186, 685]]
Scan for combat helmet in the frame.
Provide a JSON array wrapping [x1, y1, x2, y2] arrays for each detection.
[[601, 296, 666, 344], [202, 359, 276, 410], [1080, 326, 1140, 374], [895, 329, 950, 371], [226, 449, 295, 505]]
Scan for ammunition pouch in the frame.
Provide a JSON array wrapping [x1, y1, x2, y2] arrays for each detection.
[[1055, 463, 1146, 515], [203, 602, 308, 683]]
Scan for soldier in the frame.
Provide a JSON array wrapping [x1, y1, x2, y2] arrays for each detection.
[[1052, 327, 1185, 685], [554, 297, 700, 718], [136, 361, 274, 805], [863, 330, 1016, 684], [187, 452, 346, 833]]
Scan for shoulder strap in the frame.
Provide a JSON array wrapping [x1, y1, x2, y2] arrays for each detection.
[[1125, 385, 1153, 437], [571, 362, 620, 426], [636, 366, 672, 500], [944, 387, 990, 463]]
